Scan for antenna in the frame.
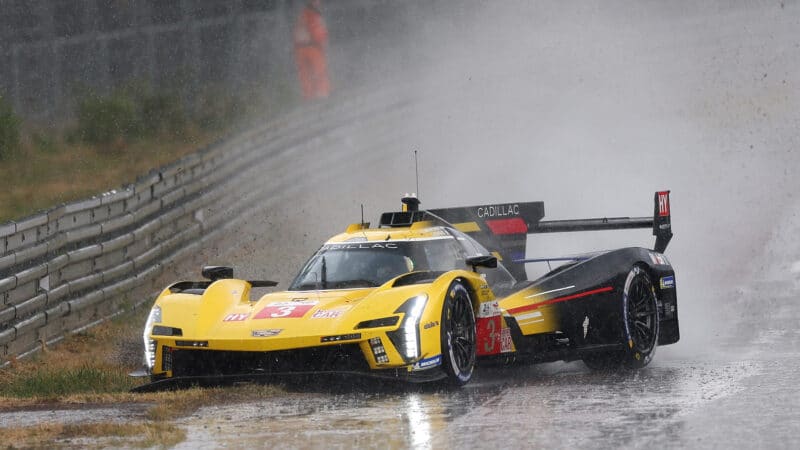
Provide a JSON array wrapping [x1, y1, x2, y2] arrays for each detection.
[[360, 203, 365, 226], [414, 150, 420, 198]]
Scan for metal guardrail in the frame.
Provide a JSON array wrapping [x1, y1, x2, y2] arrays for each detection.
[[0, 83, 414, 363], [0, 0, 436, 363]]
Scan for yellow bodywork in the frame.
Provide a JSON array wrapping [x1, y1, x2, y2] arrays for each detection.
[[148, 223, 506, 379]]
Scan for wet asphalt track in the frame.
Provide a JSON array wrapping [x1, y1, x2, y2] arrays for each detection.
[[3, 1, 799, 448]]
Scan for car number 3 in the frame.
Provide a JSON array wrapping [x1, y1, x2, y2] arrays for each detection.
[[484, 319, 496, 353], [270, 306, 296, 317], [254, 303, 315, 319]]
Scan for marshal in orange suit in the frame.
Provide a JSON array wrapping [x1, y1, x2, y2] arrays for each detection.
[[294, 0, 330, 99]]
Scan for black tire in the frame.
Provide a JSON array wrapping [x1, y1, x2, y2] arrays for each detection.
[[440, 280, 476, 386], [583, 266, 660, 371]]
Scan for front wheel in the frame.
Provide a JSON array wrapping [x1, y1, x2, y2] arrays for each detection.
[[583, 266, 660, 371], [440, 280, 476, 386]]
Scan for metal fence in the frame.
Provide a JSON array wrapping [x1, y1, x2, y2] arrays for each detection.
[[0, 0, 300, 120], [0, 0, 412, 121], [0, 0, 429, 362]]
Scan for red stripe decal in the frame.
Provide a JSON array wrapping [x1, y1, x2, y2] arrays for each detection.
[[508, 286, 614, 315], [486, 218, 528, 235]]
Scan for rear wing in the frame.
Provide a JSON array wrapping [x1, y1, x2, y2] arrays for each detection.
[[428, 191, 672, 281]]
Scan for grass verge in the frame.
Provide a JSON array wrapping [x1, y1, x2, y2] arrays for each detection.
[[2, 422, 186, 449], [1, 79, 297, 223], [0, 303, 284, 447], [0, 127, 217, 223]]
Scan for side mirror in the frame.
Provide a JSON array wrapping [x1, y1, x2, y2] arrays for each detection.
[[465, 255, 497, 272], [202, 266, 234, 281]]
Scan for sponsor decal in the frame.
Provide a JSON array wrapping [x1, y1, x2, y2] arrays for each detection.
[[660, 275, 675, 289], [477, 300, 501, 318], [501, 327, 513, 353], [476, 204, 520, 218], [223, 313, 249, 322], [254, 300, 317, 319], [412, 355, 442, 371], [252, 329, 282, 337], [423, 320, 439, 330], [322, 242, 399, 250], [657, 191, 670, 217], [320, 333, 362, 343], [311, 309, 345, 319]]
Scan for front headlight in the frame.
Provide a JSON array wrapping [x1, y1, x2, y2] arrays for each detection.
[[388, 294, 428, 361], [142, 305, 162, 370]]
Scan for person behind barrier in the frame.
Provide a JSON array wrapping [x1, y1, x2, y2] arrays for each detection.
[[294, 0, 330, 99]]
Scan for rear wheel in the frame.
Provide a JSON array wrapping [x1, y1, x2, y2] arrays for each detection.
[[441, 280, 476, 385], [583, 266, 660, 371]]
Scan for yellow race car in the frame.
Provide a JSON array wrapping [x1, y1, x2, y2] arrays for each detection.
[[136, 193, 679, 390]]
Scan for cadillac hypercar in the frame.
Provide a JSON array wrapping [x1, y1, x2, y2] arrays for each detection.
[[137, 192, 679, 389]]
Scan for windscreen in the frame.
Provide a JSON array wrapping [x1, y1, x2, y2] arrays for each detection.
[[289, 238, 462, 290]]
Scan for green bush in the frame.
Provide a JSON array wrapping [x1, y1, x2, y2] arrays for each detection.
[[32, 131, 58, 154], [138, 90, 186, 137], [76, 91, 139, 146], [195, 86, 245, 132], [75, 85, 191, 147], [0, 95, 21, 159]]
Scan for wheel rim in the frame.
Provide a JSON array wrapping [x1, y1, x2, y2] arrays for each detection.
[[448, 287, 476, 373], [627, 274, 658, 353]]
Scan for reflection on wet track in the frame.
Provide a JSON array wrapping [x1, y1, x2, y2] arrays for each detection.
[[173, 351, 778, 448], [172, 284, 799, 448]]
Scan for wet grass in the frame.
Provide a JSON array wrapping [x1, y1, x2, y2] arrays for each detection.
[[0, 127, 218, 223], [0, 365, 139, 399], [0, 78, 297, 223], [0, 385, 284, 448], [0, 301, 150, 401], [0, 303, 285, 447], [2, 422, 186, 449]]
